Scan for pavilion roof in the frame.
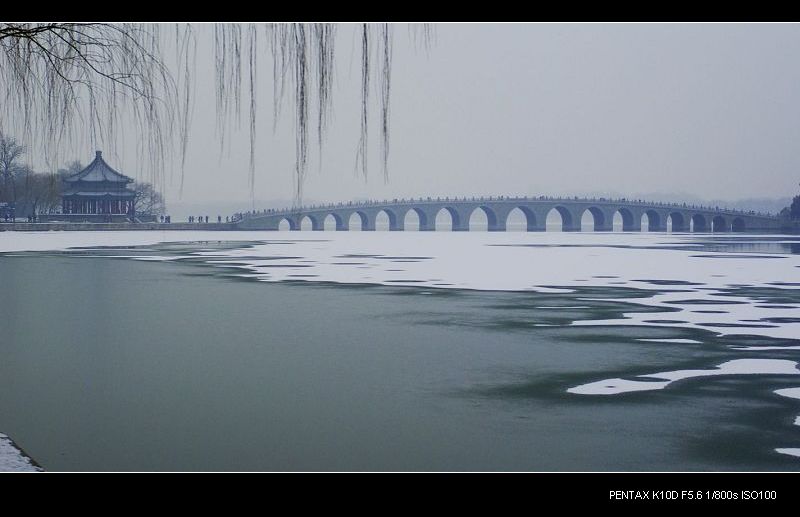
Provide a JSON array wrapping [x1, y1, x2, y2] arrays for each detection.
[[63, 151, 134, 184]]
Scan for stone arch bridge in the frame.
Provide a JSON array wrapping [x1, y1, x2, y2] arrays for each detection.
[[235, 196, 781, 233]]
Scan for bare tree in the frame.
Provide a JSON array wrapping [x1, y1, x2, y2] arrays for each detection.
[[790, 185, 800, 220], [57, 160, 85, 179], [0, 131, 26, 205], [16, 167, 61, 218], [131, 181, 166, 217]]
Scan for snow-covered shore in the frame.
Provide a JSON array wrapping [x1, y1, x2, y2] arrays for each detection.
[[0, 433, 41, 472]]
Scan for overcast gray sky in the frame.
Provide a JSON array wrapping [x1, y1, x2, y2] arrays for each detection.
[[90, 23, 800, 209]]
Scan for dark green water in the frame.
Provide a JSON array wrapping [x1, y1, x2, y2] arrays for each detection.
[[1, 251, 799, 471]]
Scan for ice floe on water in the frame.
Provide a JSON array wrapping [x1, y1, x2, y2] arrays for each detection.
[[733, 346, 800, 351], [0, 433, 40, 472], [570, 290, 800, 340], [573, 360, 800, 460], [775, 387, 800, 400], [636, 338, 703, 344], [773, 388, 800, 457], [568, 359, 800, 395]]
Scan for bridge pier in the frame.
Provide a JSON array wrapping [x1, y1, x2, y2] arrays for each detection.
[[418, 209, 436, 231], [668, 212, 688, 232], [527, 208, 550, 232], [691, 214, 708, 233], [551, 206, 581, 231], [561, 215, 581, 231], [711, 216, 729, 233], [624, 220, 642, 232], [644, 210, 668, 232], [379, 209, 403, 231]]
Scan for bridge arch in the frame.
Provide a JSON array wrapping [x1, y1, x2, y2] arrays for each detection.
[[468, 206, 499, 231], [278, 217, 297, 231], [324, 213, 346, 231], [732, 217, 746, 232], [691, 214, 708, 232], [547, 206, 577, 232], [667, 212, 686, 232], [300, 214, 323, 231], [506, 206, 538, 231], [348, 211, 372, 231], [641, 210, 663, 232], [580, 206, 607, 232], [613, 208, 638, 232], [403, 207, 430, 231], [712, 215, 729, 233], [433, 207, 460, 231], [375, 209, 401, 231]]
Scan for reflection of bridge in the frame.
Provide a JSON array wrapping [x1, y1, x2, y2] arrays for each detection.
[[235, 196, 781, 232]]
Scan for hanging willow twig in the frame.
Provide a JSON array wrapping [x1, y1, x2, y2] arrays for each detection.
[[1, 22, 431, 205], [354, 23, 370, 182], [247, 24, 257, 207], [0, 22, 177, 191], [379, 23, 392, 182]]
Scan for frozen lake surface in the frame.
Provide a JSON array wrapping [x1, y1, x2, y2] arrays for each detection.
[[1, 230, 799, 470]]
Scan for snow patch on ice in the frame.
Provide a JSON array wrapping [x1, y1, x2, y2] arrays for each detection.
[[733, 346, 800, 351], [775, 448, 800, 458], [538, 306, 591, 309], [636, 338, 703, 344], [568, 359, 800, 395], [775, 387, 800, 400], [570, 290, 800, 340]]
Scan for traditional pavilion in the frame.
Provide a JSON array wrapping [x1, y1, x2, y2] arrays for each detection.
[[61, 151, 136, 221]]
